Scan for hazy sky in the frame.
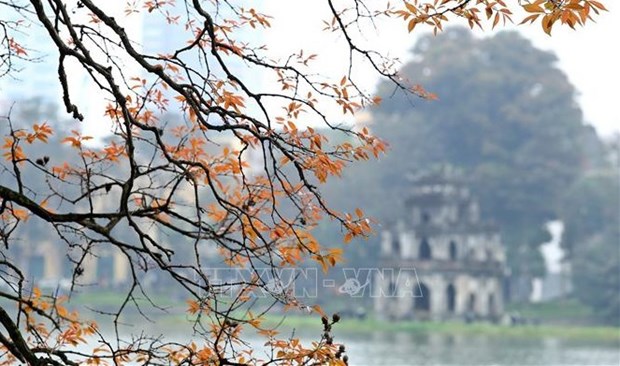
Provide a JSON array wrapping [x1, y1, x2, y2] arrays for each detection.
[[263, 1, 619, 138], [15, 1, 614, 140], [510, 2, 620, 138]]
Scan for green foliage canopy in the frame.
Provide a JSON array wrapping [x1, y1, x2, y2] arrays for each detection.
[[321, 28, 607, 277]]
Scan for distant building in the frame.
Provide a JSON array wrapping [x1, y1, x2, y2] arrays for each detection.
[[374, 168, 507, 321], [5, 176, 221, 291], [6, 192, 133, 290]]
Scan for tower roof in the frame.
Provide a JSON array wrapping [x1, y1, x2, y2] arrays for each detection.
[[405, 166, 472, 207]]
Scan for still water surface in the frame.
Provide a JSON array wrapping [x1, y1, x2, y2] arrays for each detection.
[[105, 325, 619, 366], [337, 332, 620, 366]]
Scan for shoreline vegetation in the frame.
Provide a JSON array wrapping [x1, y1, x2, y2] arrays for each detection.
[[113, 311, 619, 341], [7, 292, 614, 342], [112, 309, 620, 342], [258, 315, 620, 341]]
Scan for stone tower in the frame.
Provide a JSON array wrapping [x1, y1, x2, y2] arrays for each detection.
[[374, 167, 506, 321]]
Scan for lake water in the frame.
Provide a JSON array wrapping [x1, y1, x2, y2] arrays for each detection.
[[337, 332, 620, 366], [96, 325, 620, 366]]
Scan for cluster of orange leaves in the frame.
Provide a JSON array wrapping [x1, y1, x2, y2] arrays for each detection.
[[8, 37, 28, 57], [394, 0, 512, 34], [182, 302, 345, 365], [0, 201, 29, 227], [394, 0, 605, 35], [0, 124, 52, 224], [0, 288, 97, 366], [2, 123, 53, 163], [520, 0, 607, 34], [321, 77, 361, 116]]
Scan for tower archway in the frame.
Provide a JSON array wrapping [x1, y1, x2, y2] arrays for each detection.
[[414, 283, 431, 311], [419, 238, 431, 260], [392, 235, 401, 255], [467, 293, 477, 313], [449, 241, 457, 260], [446, 284, 456, 313], [488, 293, 496, 316]]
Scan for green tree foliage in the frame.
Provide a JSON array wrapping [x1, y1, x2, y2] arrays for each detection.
[[572, 224, 620, 325], [321, 27, 607, 277], [560, 170, 620, 324]]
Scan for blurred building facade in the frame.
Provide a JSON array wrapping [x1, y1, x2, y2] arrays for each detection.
[[374, 168, 507, 321], [4, 170, 224, 292]]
